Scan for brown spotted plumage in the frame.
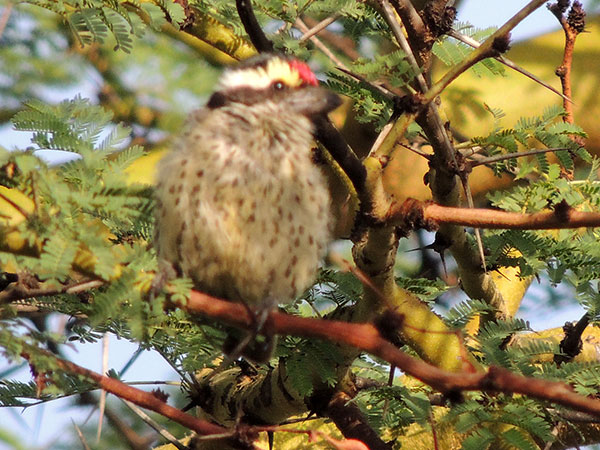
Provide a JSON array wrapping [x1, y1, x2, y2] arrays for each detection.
[[155, 54, 341, 359]]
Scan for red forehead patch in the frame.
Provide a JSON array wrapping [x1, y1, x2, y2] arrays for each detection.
[[289, 59, 319, 86]]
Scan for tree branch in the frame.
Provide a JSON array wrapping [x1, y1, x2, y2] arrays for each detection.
[[549, 0, 586, 126], [299, 14, 340, 42], [379, 0, 429, 92], [235, 0, 274, 52], [468, 147, 573, 167], [233, 0, 367, 204], [180, 290, 600, 419], [447, 29, 571, 103], [386, 0, 430, 66], [554, 313, 590, 364], [20, 347, 251, 448], [313, 116, 367, 201], [180, 7, 256, 61], [301, 16, 361, 60], [324, 390, 392, 450], [389, 198, 600, 230], [424, 0, 551, 104], [0, 277, 103, 305]]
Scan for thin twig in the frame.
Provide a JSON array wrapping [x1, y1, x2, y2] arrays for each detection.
[[398, 142, 432, 159], [66, 280, 105, 294], [447, 29, 572, 103], [72, 420, 92, 450], [295, 18, 350, 71], [549, 0, 586, 125], [430, 411, 439, 450], [0, 279, 104, 304], [369, 121, 395, 156], [424, 0, 549, 105], [20, 347, 243, 445], [381, 365, 395, 419], [379, 0, 429, 92], [296, 16, 392, 102], [122, 399, 189, 450], [469, 147, 571, 167], [78, 392, 156, 450], [336, 66, 396, 99], [126, 380, 182, 386], [544, 425, 561, 450], [461, 178, 487, 271], [299, 14, 340, 42], [302, 16, 361, 60]]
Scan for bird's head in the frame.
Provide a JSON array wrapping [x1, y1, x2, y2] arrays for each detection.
[[207, 54, 341, 117]]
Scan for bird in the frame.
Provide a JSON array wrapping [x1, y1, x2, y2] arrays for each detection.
[[154, 53, 341, 361]]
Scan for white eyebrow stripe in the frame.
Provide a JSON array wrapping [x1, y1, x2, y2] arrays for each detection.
[[217, 68, 273, 91]]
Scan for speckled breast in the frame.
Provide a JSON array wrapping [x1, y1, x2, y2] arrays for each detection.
[[155, 107, 332, 307]]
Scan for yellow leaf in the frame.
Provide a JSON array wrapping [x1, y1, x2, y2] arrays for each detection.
[[440, 16, 600, 152], [124, 148, 168, 185], [0, 186, 35, 226]]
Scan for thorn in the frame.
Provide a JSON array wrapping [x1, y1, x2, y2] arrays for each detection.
[[96, 333, 110, 443], [268, 430, 274, 450], [459, 177, 486, 272], [72, 420, 92, 450], [407, 232, 451, 278], [122, 399, 190, 450]]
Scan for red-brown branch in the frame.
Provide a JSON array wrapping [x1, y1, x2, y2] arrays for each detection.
[[389, 198, 600, 230], [182, 290, 600, 418], [550, 0, 586, 126], [325, 391, 392, 450], [21, 349, 251, 447]]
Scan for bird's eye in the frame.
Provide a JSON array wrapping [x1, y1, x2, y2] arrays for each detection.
[[272, 81, 286, 91]]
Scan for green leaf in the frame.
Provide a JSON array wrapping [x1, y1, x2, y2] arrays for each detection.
[[462, 428, 494, 450], [501, 428, 539, 450]]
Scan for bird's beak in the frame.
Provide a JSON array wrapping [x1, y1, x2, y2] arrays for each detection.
[[285, 87, 342, 117]]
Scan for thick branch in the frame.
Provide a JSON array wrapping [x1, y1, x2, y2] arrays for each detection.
[[405, 1, 556, 325], [386, 0, 430, 66], [181, 7, 256, 61], [325, 391, 392, 450], [389, 199, 600, 230], [313, 116, 367, 202], [554, 313, 590, 364], [181, 290, 600, 418]]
